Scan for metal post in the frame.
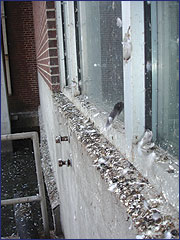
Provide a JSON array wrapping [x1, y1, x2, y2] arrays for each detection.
[[32, 132, 50, 238], [1, 1, 12, 95]]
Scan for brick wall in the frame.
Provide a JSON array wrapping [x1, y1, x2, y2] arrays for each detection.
[[5, 1, 40, 113], [32, 1, 60, 92]]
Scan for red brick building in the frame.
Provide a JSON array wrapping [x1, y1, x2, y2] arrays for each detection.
[[32, 1, 60, 92], [2, 1, 60, 132], [5, 1, 39, 113]]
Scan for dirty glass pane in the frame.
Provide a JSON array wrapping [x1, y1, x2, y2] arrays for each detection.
[[151, 1, 179, 157], [144, 2, 152, 130], [78, 1, 124, 120]]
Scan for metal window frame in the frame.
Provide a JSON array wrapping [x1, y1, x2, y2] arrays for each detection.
[[1, 132, 50, 238], [56, 1, 146, 154], [56, 1, 80, 97], [151, 1, 158, 141], [122, 1, 145, 149], [55, 1, 66, 89]]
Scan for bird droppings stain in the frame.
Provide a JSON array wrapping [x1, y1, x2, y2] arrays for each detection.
[[53, 92, 179, 239]]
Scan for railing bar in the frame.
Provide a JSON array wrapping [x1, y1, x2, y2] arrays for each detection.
[[1, 132, 34, 141], [1, 195, 41, 206], [1, 132, 50, 238], [32, 132, 50, 238]]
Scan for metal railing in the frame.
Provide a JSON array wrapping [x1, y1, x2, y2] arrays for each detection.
[[1, 132, 50, 238]]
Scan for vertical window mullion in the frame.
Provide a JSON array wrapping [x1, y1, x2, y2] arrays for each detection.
[[64, 1, 80, 96], [151, 2, 158, 141], [122, 2, 145, 150], [55, 1, 66, 89], [74, 1, 81, 93], [121, 1, 131, 150], [63, 2, 71, 86], [77, 2, 88, 95]]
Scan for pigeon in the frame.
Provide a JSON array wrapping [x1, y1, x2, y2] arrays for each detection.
[[105, 102, 124, 129]]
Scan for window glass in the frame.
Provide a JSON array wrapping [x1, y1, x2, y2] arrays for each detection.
[[78, 1, 124, 119], [144, 2, 152, 130], [151, 1, 179, 157]]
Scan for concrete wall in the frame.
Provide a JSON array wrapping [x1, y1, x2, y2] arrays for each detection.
[[54, 131, 137, 239], [38, 74, 138, 239], [1, 53, 11, 135], [38, 73, 179, 239], [38, 73, 62, 191], [1, 53, 12, 152]]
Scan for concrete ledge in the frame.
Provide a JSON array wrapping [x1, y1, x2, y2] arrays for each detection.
[[52, 92, 179, 239], [59, 87, 179, 213]]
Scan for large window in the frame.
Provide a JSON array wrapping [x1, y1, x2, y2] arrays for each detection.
[[56, 1, 179, 160], [78, 1, 124, 119], [151, 1, 179, 157]]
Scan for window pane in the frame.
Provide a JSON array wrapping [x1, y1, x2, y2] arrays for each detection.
[[78, 2, 124, 119], [152, 1, 179, 157]]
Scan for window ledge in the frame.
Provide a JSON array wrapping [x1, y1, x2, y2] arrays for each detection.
[[57, 90, 179, 212], [53, 92, 179, 239]]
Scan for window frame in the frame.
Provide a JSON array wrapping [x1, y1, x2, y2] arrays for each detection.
[[56, 1, 80, 97], [55, 1, 179, 212], [122, 1, 145, 148], [151, 1, 158, 141]]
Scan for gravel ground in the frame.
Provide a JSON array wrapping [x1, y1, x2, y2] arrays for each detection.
[[1, 140, 54, 238]]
